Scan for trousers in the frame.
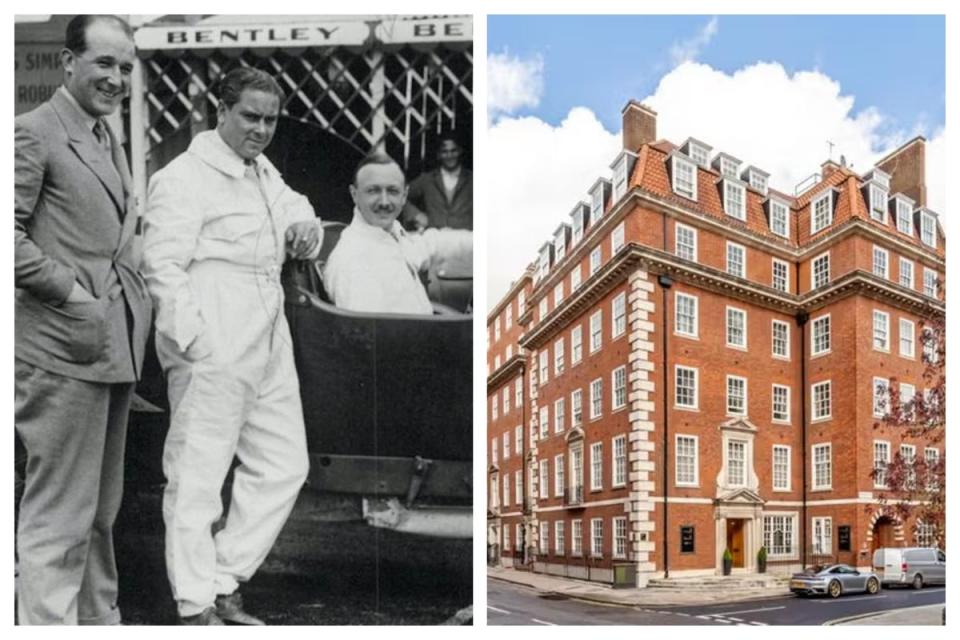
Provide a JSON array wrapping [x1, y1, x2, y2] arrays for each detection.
[[15, 358, 133, 625], [157, 270, 309, 617]]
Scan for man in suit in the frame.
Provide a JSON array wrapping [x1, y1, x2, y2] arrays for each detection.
[[14, 15, 151, 625]]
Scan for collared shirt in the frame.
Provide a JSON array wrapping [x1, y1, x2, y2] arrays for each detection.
[[323, 209, 472, 315], [143, 130, 321, 351], [441, 167, 460, 200]]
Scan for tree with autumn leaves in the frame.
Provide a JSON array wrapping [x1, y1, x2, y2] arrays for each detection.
[[871, 313, 945, 548]]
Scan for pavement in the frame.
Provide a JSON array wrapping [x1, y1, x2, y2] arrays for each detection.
[[488, 566, 945, 624]]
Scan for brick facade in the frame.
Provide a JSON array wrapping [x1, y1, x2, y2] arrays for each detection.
[[487, 103, 944, 585]]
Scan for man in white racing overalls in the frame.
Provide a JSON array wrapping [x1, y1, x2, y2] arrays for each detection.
[[143, 68, 321, 625]]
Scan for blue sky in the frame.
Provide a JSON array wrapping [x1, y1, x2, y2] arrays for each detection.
[[488, 15, 945, 144]]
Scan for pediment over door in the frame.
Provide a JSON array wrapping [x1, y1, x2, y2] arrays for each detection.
[[716, 487, 764, 506], [718, 416, 758, 434]]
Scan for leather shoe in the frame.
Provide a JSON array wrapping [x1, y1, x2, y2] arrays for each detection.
[[180, 607, 224, 625], [215, 591, 265, 625]]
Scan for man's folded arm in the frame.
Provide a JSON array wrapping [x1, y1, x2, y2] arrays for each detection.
[[278, 182, 324, 260], [142, 172, 207, 352], [14, 123, 76, 304]]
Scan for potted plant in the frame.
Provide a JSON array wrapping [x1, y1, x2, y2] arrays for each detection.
[[757, 546, 768, 574], [722, 548, 733, 576]]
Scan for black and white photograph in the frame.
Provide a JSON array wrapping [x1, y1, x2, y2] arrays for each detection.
[[13, 13, 472, 625]]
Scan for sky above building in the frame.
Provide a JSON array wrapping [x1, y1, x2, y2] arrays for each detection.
[[486, 14, 946, 308]]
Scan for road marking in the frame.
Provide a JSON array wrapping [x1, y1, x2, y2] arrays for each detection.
[[750, 621, 768, 626], [674, 612, 691, 617], [713, 618, 732, 624], [727, 617, 744, 622], [909, 588, 945, 595], [695, 615, 713, 620], [709, 605, 785, 615], [531, 618, 556, 626], [487, 605, 511, 614], [816, 595, 888, 603]]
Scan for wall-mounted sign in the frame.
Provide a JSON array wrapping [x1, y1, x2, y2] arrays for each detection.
[[680, 525, 695, 553], [134, 21, 370, 50], [838, 525, 851, 552], [376, 17, 472, 44], [15, 43, 63, 115]]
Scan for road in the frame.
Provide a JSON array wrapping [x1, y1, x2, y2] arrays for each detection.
[[488, 579, 945, 626]]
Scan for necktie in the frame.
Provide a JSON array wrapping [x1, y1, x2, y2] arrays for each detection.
[[93, 120, 108, 152]]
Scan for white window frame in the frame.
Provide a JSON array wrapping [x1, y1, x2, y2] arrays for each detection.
[[571, 325, 583, 364], [726, 241, 746, 278], [590, 518, 604, 558], [720, 156, 740, 179], [571, 389, 583, 426], [750, 170, 768, 195], [590, 441, 603, 491], [896, 198, 912, 234], [555, 520, 565, 555], [539, 460, 549, 501], [538, 406, 549, 439], [491, 438, 498, 465], [502, 432, 510, 460], [772, 258, 789, 292], [674, 291, 698, 338], [870, 184, 888, 222], [611, 221, 625, 253], [589, 310, 603, 353], [572, 209, 584, 245], [763, 513, 797, 557], [811, 314, 831, 356], [538, 297, 548, 322], [515, 425, 522, 456], [553, 337, 565, 375], [491, 395, 498, 421], [726, 439, 747, 487], [812, 516, 833, 554], [553, 282, 563, 307], [612, 435, 627, 487], [811, 191, 833, 234], [772, 384, 791, 423], [899, 258, 914, 289], [538, 350, 549, 385], [612, 366, 627, 411], [772, 445, 791, 492], [517, 290, 526, 317], [923, 268, 938, 298], [772, 319, 790, 359], [613, 517, 628, 559], [812, 252, 830, 289], [725, 306, 747, 349], [901, 443, 917, 488], [811, 380, 832, 421], [899, 318, 915, 359], [900, 382, 916, 420], [515, 378, 522, 409], [503, 386, 510, 416], [554, 454, 565, 497], [590, 246, 602, 275], [872, 245, 889, 279], [671, 155, 697, 200], [873, 440, 891, 488], [589, 378, 603, 420], [613, 154, 629, 202], [770, 199, 789, 237], [502, 474, 510, 507], [873, 310, 890, 352], [726, 375, 748, 416], [812, 444, 832, 490], [675, 222, 697, 261], [724, 180, 746, 221], [572, 520, 583, 556], [675, 434, 699, 486], [571, 263, 582, 290], [590, 184, 604, 225], [539, 521, 549, 554], [872, 377, 890, 417], [554, 397, 565, 434], [675, 365, 699, 410], [515, 470, 522, 505], [920, 211, 936, 248], [612, 292, 626, 338]]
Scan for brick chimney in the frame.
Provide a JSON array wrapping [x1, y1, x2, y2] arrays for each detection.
[[876, 137, 927, 208], [622, 100, 657, 152], [820, 159, 842, 182]]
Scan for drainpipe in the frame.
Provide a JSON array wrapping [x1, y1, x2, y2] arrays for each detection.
[[658, 274, 673, 578], [520, 362, 527, 565], [797, 308, 808, 568]]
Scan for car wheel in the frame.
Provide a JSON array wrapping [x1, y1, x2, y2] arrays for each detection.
[[828, 580, 842, 598], [912, 574, 924, 590], [866, 578, 879, 594]]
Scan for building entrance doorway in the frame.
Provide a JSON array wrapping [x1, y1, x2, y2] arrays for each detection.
[[726, 519, 745, 568], [872, 516, 897, 552]]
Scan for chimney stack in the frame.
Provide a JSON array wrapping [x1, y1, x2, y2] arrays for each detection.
[[621, 100, 657, 152], [820, 159, 842, 182], [876, 137, 927, 208]]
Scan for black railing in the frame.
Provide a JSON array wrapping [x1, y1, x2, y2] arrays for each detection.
[[564, 485, 584, 506]]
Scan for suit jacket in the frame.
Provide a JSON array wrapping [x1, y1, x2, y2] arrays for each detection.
[[14, 89, 152, 383], [402, 167, 473, 230]]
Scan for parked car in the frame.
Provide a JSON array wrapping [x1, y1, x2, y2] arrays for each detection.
[[873, 547, 946, 589], [790, 564, 881, 598]]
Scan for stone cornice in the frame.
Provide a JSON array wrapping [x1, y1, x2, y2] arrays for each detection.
[[487, 353, 525, 391]]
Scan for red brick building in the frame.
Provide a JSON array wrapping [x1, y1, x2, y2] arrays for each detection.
[[486, 101, 944, 585]]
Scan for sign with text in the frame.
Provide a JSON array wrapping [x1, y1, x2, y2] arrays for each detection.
[[680, 525, 695, 553], [15, 43, 63, 115], [376, 17, 472, 44], [838, 525, 851, 552], [134, 21, 370, 50]]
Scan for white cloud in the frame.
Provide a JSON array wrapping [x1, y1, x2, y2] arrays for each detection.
[[668, 16, 718, 67], [487, 108, 620, 303], [488, 60, 945, 307], [488, 50, 544, 118]]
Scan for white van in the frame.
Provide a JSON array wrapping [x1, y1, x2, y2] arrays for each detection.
[[872, 547, 946, 588]]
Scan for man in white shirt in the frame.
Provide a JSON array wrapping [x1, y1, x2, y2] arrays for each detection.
[[323, 153, 472, 315]]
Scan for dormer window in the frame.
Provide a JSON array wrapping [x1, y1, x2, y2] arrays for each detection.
[[610, 152, 636, 202], [723, 180, 746, 221], [680, 138, 713, 169], [554, 226, 567, 262], [769, 199, 789, 238], [896, 199, 913, 235], [869, 185, 888, 222], [572, 207, 584, 245], [865, 168, 891, 190], [589, 182, 606, 225], [537, 244, 551, 280], [744, 167, 769, 195], [671, 154, 697, 201], [811, 191, 833, 234], [920, 210, 937, 248], [718, 155, 741, 179]]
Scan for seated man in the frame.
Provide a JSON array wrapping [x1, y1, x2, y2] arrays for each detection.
[[323, 153, 472, 315]]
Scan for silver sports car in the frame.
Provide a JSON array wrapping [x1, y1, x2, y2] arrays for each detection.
[[790, 564, 881, 598]]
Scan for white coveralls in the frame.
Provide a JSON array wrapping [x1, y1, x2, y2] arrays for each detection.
[[142, 130, 318, 616]]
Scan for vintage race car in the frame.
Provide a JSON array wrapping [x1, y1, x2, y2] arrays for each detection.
[[281, 222, 472, 538]]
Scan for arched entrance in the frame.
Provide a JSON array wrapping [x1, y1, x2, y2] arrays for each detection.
[[872, 516, 897, 552]]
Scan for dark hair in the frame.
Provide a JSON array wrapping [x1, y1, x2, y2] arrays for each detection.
[[218, 67, 285, 109], [64, 15, 133, 54], [352, 151, 403, 186]]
